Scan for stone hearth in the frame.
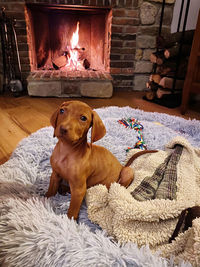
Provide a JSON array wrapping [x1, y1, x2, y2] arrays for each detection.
[[27, 70, 112, 97]]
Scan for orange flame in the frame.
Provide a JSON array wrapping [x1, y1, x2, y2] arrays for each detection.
[[66, 21, 82, 70], [71, 21, 80, 49]]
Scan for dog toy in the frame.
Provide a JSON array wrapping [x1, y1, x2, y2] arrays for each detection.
[[118, 118, 147, 151]]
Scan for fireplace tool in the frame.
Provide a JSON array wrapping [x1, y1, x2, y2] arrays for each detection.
[[0, 7, 23, 95]]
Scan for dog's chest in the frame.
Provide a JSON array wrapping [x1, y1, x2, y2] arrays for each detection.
[[51, 152, 72, 176], [51, 150, 82, 181]]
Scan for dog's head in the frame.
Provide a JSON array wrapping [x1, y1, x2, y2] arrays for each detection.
[[50, 101, 106, 144]]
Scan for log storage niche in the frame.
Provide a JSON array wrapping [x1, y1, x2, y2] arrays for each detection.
[[144, 0, 194, 108]]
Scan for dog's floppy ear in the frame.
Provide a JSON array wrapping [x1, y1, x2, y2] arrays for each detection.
[[91, 111, 106, 143], [50, 109, 59, 137]]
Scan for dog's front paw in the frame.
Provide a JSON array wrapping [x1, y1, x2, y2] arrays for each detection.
[[44, 191, 52, 198]]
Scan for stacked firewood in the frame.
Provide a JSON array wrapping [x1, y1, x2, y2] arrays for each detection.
[[145, 33, 192, 102]]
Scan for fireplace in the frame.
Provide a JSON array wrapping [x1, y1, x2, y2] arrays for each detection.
[[26, 4, 111, 72], [25, 4, 112, 97], [0, 0, 175, 97]]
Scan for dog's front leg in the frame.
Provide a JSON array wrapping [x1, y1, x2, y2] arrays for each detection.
[[45, 171, 62, 198], [67, 182, 87, 220]]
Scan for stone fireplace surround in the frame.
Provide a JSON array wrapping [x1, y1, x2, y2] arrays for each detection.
[[0, 0, 175, 97]]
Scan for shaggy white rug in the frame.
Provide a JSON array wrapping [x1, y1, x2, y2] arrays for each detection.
[[1, 105, 200, 267]]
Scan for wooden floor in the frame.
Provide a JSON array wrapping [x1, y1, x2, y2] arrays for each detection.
[[1, 91, 200, 165]]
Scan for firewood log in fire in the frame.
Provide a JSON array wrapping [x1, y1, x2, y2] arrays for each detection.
[[73, 47, 85, 52], [52, 55, 67, 69], [52, 47, 91, 70], [83, 58, 90, 69]]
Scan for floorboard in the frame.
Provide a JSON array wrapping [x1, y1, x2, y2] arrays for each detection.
[[0, 91, 200, 164]]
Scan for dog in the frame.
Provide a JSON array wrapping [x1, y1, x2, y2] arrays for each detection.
[[45, 101, 157, 220]]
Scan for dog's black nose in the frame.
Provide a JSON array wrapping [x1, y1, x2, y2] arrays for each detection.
[[60, 126, 67, 135]]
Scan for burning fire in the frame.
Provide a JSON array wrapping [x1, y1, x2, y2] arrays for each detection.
[[71, 21, 80, 50], [66, 21, 84, 70]]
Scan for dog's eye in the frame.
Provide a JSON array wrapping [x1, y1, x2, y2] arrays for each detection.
[[60, 109, 65, 114], [80, 115, 87, 121]]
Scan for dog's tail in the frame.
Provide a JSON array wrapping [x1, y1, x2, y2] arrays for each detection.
[[125, 150, 158, 167], [118, 150, 158, 188]]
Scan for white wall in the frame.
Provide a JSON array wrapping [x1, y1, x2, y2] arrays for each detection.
[[171, 0, 200, 33]]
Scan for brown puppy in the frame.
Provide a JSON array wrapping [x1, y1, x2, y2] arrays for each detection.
[[45, 101, 134, 220]]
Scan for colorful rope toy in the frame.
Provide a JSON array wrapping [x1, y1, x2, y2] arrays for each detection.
[[118, 118, 147, 151]]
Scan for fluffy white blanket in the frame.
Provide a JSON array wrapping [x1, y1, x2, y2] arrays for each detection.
[[86, 136, 200, 266], [1, 106, 200, 267]]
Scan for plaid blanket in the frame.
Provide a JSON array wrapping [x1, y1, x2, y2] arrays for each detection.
[[131, 145, 183, 201]]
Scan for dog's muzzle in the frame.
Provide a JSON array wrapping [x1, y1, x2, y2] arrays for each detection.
[[60, 125, 67, 135]]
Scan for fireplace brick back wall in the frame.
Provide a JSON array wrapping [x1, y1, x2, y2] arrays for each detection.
[[0, 0, 175, 93]]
